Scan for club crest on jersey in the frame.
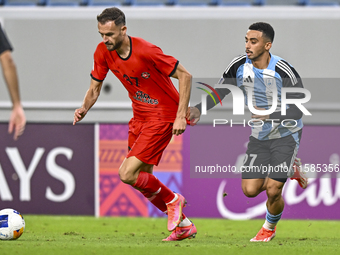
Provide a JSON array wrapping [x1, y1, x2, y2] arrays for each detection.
[[141, 72, 150, 79], [266, 78, 274, 87]]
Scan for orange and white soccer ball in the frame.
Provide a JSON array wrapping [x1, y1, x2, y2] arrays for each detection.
[[0, 208, 25, 240]]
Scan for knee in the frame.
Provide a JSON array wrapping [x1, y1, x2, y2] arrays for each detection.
[[242, 185, 261, 198], [266, 185, 282, 201], [118, 166, 136, 185]]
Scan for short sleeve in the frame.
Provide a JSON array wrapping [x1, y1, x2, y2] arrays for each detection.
[[90, 43, 109, 82], [0, 24, 13, 55], [146, 45, 179, 77], [276, 60, 304, 100], [222, 55, 246, 86]]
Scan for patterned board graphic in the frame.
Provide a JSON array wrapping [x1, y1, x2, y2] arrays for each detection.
[[99, 124, 183, 217], [100, 173, 148, 217], [155, 135, 183, 172], [100, 140, 127, 172], [100, 124, 129, 140]]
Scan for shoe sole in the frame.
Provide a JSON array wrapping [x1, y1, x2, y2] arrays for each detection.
[[187, 233, 196, 239], [250, 233, 276, 242], [162, 232, 197, 241], [299, 179, 308, 189], [291, 174, 308, 189]]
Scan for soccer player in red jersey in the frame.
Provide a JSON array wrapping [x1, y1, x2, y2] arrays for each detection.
[[73, 7, 196, 241]]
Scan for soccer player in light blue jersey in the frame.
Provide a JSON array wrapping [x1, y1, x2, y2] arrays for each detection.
[[190, 22, 308, 242]]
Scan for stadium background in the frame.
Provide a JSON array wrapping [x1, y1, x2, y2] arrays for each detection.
[[0, 3, 340, 221]]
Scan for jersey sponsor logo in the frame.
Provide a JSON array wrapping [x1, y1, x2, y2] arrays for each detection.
[[141, 72, 150, 79], [133, 91, 159, 105]]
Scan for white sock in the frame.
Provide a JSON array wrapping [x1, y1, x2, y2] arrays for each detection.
[[166, 193, 178, 205], [263, 220, 276, 231], [179, 217, 192, 227]]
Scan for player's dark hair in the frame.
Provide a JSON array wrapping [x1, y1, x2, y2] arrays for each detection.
[[97, 7, 126, 26], [249, 22, 274, 43]]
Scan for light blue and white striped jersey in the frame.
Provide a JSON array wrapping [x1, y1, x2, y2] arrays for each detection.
[[220, 53, 303, 141]]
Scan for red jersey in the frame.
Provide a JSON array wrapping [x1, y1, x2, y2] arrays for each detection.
[[91, 36, 180, 122]]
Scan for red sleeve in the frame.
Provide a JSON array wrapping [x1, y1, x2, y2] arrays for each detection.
[[145, 45, 179, 77], [90, 43, 109, 82]]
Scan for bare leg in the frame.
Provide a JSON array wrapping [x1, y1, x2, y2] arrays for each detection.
[[241, 178, 266, 197], [118, 156, 146, 185], [265, 178, 284, 215]]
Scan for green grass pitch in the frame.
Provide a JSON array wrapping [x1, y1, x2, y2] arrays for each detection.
[[1, 216, 339, 255]]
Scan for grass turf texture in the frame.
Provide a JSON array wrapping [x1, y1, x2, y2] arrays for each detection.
[[1, 216, 339, 255]]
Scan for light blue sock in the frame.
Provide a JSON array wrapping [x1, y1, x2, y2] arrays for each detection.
[[263, 208, 282, 230]]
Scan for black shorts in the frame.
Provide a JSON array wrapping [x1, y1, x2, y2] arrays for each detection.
[[241, 130, 302, 183]]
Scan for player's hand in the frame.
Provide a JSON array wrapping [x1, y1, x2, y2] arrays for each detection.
[[251, 106, 270, 121], [73, 107, 87, 125], [8, 104, 26, 140], [173, 116, 187, 136], [189, 106, 201, 126]]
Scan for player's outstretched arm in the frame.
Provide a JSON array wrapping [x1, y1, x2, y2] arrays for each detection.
[[73, 78, 103, 125], [171, 63, 192, 136], [0, 50, 26, 140]]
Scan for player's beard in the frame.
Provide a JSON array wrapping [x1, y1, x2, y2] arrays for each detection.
[[105, 38, 124, 52], [247, 48, 265, 61]]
